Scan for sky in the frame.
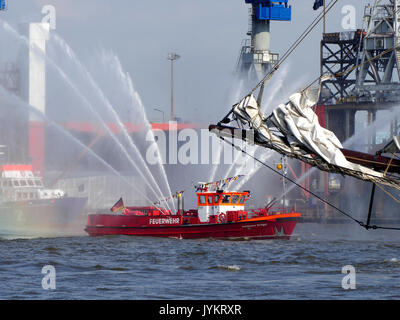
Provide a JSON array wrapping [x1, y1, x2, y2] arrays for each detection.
[[0, 0, 371, 123]]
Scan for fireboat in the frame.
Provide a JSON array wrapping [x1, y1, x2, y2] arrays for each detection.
[[85, 173, 301, 240]]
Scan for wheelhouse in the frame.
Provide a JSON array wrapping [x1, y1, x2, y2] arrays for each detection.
[[196, 190, 250, 222]]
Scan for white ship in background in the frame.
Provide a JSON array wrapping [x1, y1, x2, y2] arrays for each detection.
[[0, 164, 87, 228]]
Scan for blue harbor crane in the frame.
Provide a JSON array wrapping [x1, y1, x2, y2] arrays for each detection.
[[238, 0, 292, 80], [0, 0, 6, 11]]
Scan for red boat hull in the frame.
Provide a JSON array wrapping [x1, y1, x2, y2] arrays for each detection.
[[85, 214, 300, 240]]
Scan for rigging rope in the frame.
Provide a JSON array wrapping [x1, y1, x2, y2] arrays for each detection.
[[245, 0, 339, 98], [240, 0, 400, 109], [375, 183, 400, 204], [218, 135, 400, 231], [216, 1, 400, 231], [383, 153, 396, 176], [343, 154, 400, 170]]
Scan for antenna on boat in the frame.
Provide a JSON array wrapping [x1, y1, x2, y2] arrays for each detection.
[[265, 197, 277, 210], [177, 190, 184, 214]]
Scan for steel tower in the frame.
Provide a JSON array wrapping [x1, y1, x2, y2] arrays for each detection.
[[237, 0, 292, 80]]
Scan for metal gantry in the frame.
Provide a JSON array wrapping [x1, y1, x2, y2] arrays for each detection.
[[319, 1, 400, 105], [309, 1, 400, 220], [354, 0, 400, 103], [320, 30, 364, 104]]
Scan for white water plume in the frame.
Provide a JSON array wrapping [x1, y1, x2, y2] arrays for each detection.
[[222, 61, 304, 189], [233, 148, 273, 191], [208, 78, 245, 183], [261, 63, 291, 113], [0, 20, 172, 210], [223, 139, 249, 180], [48, 34, 174, 210], [0, 84, 154, 205], [208, 138, 224, 183], [86, 48, 175, 211]]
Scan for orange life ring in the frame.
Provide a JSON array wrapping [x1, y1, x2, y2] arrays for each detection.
[[218, 213, 226, 223]]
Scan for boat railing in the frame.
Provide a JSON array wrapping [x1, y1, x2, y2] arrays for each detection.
[[263, 206, 293, 215], [182, 209, 198, 216], [123, 207, 174, 216]]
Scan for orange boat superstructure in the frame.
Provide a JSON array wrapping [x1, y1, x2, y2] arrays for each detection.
[[85, 187, 301, 239]]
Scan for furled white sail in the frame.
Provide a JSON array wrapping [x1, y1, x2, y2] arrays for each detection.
[[229, 79, 400, 188]]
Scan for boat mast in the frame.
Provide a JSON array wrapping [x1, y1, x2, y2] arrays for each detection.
[[281, 155, 287, 212]]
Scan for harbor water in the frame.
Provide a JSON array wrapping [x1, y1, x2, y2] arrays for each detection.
[[0, 222, 400, 300]]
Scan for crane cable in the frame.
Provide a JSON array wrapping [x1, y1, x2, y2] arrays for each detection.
[[218, 135, 400, 231]]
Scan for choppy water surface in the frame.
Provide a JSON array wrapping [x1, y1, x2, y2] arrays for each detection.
[[0, 223, 399, 300]]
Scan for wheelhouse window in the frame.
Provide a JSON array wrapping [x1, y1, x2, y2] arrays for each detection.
[[214, 195, 220, 204], [208, 196, 213, 205], [27, 180, 34, 186], [231, 195, 239, 204], [222, 195, 231, 204], [199, 195, 206, 204], [20, 180, 27, 187], [240, 195, 246, 204], [13, 180, 20, 187]]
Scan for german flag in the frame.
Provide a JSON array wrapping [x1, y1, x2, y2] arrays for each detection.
[[110, 197, 124, 212]]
